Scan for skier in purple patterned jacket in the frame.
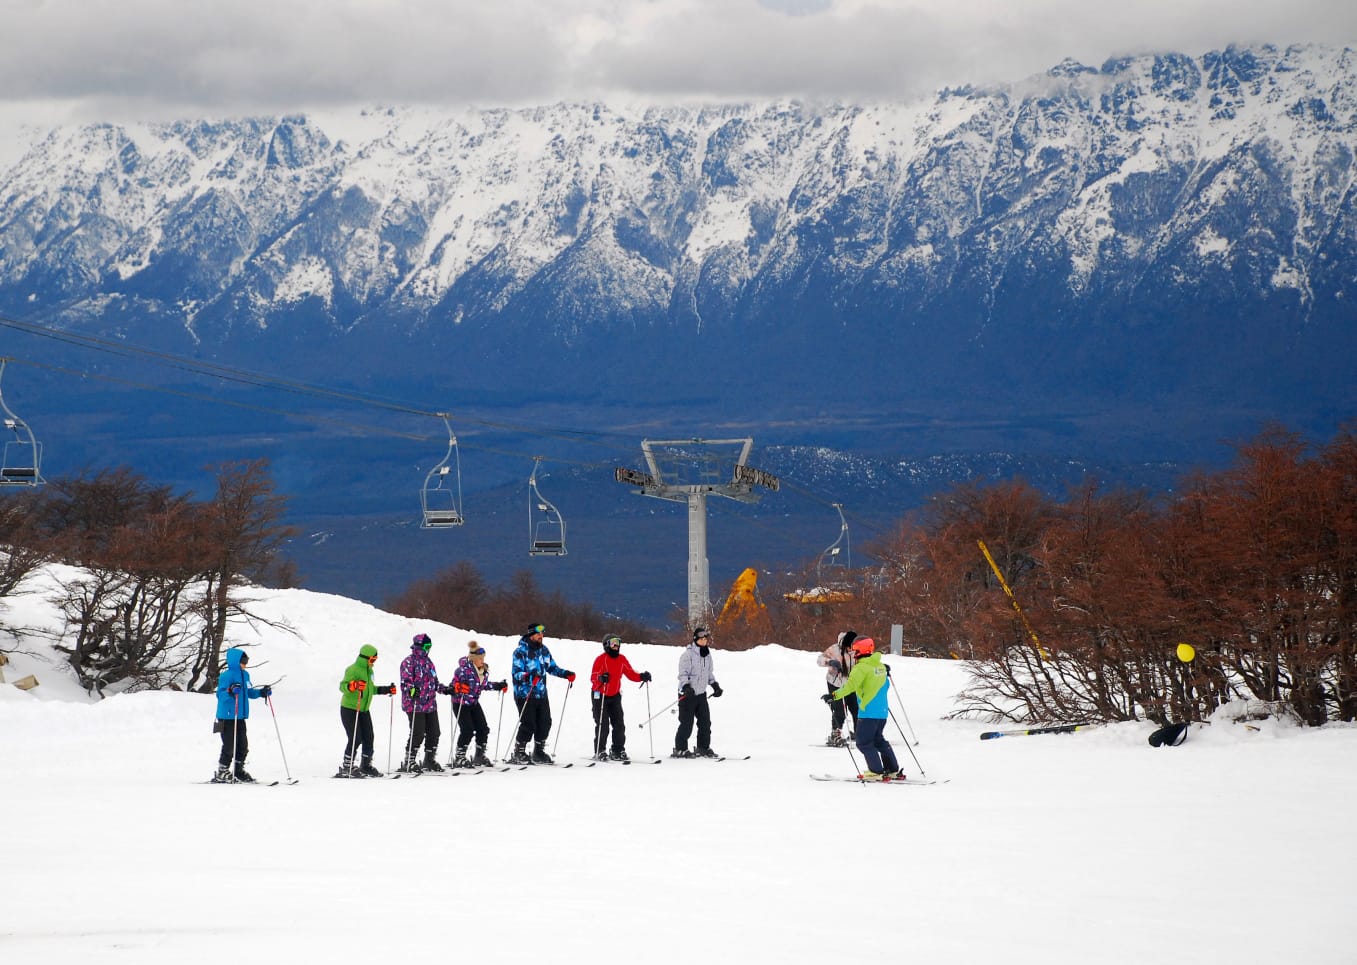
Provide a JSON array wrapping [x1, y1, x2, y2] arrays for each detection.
[[448, 640, 508, 768], [399, 633, 451, 774]]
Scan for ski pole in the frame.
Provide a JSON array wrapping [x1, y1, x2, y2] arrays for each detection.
[[889, 709, 926, 777], [345, 688, 362, 777], [890, 684, 919, 745], [839, 720, 863, 782], [386, 687, 395, 774], [266, 695, 294, 783], [493, 688, 506, 760], [643, 681, 654, 760], [504, 678, 536, 761], [447, 693, 461, 767], [552, 679, 573, 758], [232, 689, 241, 778], [639, 695, 681, 728], [403, 686, 419, 772]]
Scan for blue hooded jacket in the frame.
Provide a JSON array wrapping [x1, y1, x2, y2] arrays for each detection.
[[216, 647, 262, 720]]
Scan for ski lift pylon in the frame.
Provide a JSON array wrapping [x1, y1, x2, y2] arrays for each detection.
[[420, 414, 464, 528], [0, 358, 45, 488], [528, 457, 566, 556]]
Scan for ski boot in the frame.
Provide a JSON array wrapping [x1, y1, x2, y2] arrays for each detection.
[[472, 745, 492, 767], [211, 764, 235, 783], [397, 754, 422, 774], [452, 749, 472, 769], [421, 752, 444, 773], [592, 750, 610, 762], [609, 748, 630, 763], [694, 747, 719, 759], [508, 743, 532, 765], [232, 763, 257, 783], [825, 729, 846, 747], [858, 771, 885, 782], [359, 756, 383, 778], [882, 769, 907, 783], [531, 743, 554, 765], [336, 755, 364, 779], [670, 747, 695, 759]]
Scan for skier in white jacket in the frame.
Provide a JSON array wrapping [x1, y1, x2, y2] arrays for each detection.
[[672, 626, 723, 758]]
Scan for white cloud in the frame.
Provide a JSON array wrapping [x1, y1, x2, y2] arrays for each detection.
[[0, 0, 1353, 119]]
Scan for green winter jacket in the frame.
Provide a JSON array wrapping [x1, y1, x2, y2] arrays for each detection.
[[832, 651, 890, 719], [340, 644, 379, 712]]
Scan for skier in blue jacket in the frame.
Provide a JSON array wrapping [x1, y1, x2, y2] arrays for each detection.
[[213, 647, 272, 783], [509, 622, 575, 764]]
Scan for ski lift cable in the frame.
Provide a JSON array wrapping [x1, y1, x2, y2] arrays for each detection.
[[0, 314, 647, 452]]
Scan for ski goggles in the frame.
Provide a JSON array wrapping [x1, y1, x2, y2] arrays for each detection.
[[528, 624, 545, 635]]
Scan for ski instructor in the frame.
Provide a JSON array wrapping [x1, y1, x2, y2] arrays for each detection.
[[824, 637, 902, 782]]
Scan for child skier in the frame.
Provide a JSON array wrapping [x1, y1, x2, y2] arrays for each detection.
[[338, 644, 397, 778], [399, 632, 450, 773], [817, 630, 860, 746], [824, 637, 902, 782], [589, 634, 652, 761], [212, 646, 272, 783], [509, 622, 575, 765], [449, 641, 508, 768], [672, 626, 723, 759]]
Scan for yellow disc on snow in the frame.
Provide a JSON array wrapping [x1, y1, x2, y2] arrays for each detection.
[[1176, 643, 1196, 663]]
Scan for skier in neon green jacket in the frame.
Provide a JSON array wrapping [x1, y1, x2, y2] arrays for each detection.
[[827, 638, 902, 781], [337, 644, 396, 778]]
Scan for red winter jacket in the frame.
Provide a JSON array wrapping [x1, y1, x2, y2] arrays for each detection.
[[590, 651, 642, 697]]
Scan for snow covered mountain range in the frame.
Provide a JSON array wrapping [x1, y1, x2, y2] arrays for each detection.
[[2, 42, 1354, 455]]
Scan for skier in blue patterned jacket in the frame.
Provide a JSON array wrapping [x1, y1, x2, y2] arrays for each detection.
[[509, 622, 575, 765], [449, 641, 508, 768], [399, 633, 451, 774], [212, 646, 272, 783]]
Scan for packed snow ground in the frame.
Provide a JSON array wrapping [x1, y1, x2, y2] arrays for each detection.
[[2, 570, 1354, 964]]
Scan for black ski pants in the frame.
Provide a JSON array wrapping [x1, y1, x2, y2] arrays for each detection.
[[674, 692, 711, 752], [826, 683, 859, 732], [405, 709, 441, 757], [514, 695, 552, 746], [452, 702, 490, 749], [341, 706, 375, 760], [591, 692, 626, 754], [217, 717, 249, 766]]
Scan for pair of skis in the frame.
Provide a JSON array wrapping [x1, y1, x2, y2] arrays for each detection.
[[808, 773, 944, 786]]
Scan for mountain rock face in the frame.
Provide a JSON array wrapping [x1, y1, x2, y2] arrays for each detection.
[[1, 43, 1355, 451]]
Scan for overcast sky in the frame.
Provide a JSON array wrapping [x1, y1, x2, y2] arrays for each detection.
[[1, 0, 1354, 122]]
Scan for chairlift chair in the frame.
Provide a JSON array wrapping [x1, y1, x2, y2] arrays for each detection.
[[0, 359, 44, 488], [528, 457, 566, 556], [420, 415, 464, 528], [815, 503, 851, 583]]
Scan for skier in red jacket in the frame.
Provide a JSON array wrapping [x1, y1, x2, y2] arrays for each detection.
[[589, 634, 652, 762]]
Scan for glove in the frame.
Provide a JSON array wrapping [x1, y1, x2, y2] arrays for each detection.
[[227, 683, 241, 696], [566, 672, 577, 683], [639, 671, 652, 683], [598, 672, 610, 685], [453, 681, 470, 695], [408, 685, 420, 698], [385, 685, 397, 696], [711, 682, 723, 698], [680, 684, 696, 699], [827, 659, 843, 673], [259, 685, 273, 699], [348, 679, 366, 693], [821, 692, 835, 704], [885, 664, 892, 677], [493, 680, 508, 692]]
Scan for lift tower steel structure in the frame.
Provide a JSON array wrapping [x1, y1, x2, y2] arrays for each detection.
[[615, 438, 779, 629]]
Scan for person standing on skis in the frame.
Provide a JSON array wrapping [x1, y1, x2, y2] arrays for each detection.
[[399, 632, 451, 774], [509, 623, 575, 765], [213, 646, 272, 783], [589, 633, 652, 761], [824, 637, 902, 782], [449, 641, 508, 768], [338, 644, 397, 778], [672, 626, 723, 759], [817, 630, 860, 746]]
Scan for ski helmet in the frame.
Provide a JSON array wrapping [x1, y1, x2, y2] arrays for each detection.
[[850, 637, 875, 658], [603, 633, 622, 652], [413, 632, 432, 651], [692, 626, 711, 643]]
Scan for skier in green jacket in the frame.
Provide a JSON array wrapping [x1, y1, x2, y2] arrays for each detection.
[[825, 638, 902, 781], [338, 644, 396, 778]]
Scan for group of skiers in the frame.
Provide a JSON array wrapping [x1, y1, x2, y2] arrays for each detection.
[[213, 622, 904, 783]]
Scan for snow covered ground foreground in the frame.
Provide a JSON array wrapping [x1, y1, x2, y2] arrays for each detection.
[[2, 573, 1354, 964]]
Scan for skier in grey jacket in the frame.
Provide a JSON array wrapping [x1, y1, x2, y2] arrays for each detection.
[[672, 626, 723, 758]]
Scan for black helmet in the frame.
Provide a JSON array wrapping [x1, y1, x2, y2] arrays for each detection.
[[692, 626, 711, 643], [603, 634, 622, 652]]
